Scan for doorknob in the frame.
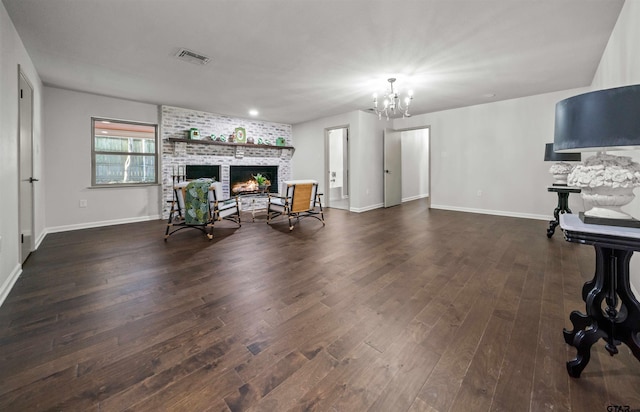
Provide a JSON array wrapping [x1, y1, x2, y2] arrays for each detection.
[[385, 170, 391, 174], [28, 177, 39, 183]]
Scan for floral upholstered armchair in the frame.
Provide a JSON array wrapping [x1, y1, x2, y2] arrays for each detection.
[[165, 179, 241, 240]]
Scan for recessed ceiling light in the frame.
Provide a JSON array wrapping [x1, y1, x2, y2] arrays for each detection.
[[249, 109, 259, 116]]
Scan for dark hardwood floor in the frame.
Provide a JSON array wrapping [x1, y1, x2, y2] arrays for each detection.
[[1, 199, 639, 411]]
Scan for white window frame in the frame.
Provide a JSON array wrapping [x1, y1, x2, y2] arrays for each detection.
[[91, 117, 159, 187]]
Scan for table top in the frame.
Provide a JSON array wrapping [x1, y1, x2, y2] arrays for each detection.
[[560, 214, 640, 239], [560, 213, 640, 250], [548, 186, 581, 194]]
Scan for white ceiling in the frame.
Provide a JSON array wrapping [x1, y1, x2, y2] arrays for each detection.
[[2, 0, 625, 125]]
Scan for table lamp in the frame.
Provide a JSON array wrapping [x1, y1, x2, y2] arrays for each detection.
[[554, 84, 640, 227], [544, 143, 581, 186]]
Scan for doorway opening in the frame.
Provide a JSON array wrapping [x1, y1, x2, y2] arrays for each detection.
[[384, 126, 430, 208], [325, 126, 349, 210]]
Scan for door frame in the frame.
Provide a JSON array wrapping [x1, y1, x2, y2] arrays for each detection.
[[18, 65, 35, 263], [324, 125, 350, 210], [384, 125, 431, 208]]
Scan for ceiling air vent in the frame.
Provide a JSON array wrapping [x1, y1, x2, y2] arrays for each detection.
[[175, 48, 211, 65]]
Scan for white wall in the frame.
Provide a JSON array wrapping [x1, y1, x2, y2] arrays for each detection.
[[591, 1, 640, 92], [0, 2, 44, 306], [43, 87, 161, 232], [588, 1, 640, 293], [401, 128, 429, 202], [293, 87, 589, 220], [289, 4, 639, 224], [394, 88, 588, 219], [590, 0, 640, 221], [292, 110, 384, 212]]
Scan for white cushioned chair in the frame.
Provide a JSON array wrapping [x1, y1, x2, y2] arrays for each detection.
[[165, 180, 241, 240], [267, 180, 325, 231]]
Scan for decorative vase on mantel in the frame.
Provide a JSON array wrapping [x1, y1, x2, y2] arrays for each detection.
[[567, 152, 640, 220]]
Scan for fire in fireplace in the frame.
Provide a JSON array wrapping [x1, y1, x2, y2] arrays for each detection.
[[230, 165, 278, 194]]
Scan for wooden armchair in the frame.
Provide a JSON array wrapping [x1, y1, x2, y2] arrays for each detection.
[[165, 180, 241, 240], [267, 180, 325, 231]]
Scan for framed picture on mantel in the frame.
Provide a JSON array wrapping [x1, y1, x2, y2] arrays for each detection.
[[235, 127, 246, 143]]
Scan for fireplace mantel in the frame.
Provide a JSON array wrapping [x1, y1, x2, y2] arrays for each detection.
[[167, 138, 295, 155]]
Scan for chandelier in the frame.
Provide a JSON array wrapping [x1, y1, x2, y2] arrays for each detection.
[[372, 78, 414, 120]]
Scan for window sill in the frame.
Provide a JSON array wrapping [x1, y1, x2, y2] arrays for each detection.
[[89, 183, 161, 189]]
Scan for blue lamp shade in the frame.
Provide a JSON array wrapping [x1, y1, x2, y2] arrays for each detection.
[[554, 84, 640, 152], [544, 143, 581, 162]]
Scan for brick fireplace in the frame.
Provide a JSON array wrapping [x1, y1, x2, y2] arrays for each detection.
[[160, 105, 293, 218]]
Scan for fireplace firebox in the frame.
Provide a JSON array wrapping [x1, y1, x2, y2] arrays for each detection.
[[186, 165, 220, 181], [230, 165, 279, 194]]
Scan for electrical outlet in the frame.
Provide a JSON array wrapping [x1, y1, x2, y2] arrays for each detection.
[[79, 199, 88, 208], [477, 190, 483, 197]]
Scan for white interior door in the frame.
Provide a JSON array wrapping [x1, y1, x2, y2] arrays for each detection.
[[19, 70, 35, 263], [384, 128, 402, 207]]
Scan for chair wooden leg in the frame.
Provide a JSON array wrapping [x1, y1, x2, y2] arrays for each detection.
[[206, 219, 214, 239]]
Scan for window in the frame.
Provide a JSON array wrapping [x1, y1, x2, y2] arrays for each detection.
[[92, 118, 158, 186]]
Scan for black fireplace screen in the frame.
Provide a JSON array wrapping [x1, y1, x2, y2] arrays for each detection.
[[186, 165, 220, 181]]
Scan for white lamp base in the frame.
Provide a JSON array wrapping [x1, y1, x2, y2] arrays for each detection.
[[568, 152, 640, 226], [581, 186, 635, 220], [549, 162, 573, 185]]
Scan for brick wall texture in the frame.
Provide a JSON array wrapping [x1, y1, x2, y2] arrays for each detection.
[[161, 105, 293, 217]]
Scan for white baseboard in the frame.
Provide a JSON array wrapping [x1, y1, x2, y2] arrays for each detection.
[[331, 200, 550, 220], [402, 194, 429, 203], [349, 203, 384, 213], [45, 214, 162, 234], [35, 230, 47, 250], [0, 264, 22, 308], [430, 204, 550, 221], [1, 215, 161, 307]]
